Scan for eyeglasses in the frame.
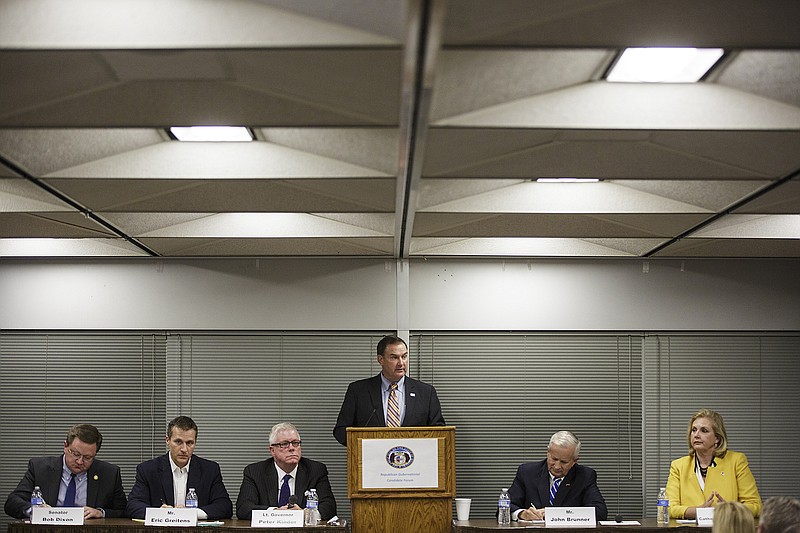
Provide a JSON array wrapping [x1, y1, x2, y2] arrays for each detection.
[[66, 447, 96, 462], [270, 440, 302, 449]]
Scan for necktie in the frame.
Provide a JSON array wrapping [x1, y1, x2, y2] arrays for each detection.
[[387, 382, 401, 427], [64, 474, 76, 507], [549, 478, 561, 506], [278, 474, 291, 507]]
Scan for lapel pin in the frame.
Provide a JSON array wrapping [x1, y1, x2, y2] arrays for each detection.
[[410, 392, 416, 397], [94, 475, 99, 480]]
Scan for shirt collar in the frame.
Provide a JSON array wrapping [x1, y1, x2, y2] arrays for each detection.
[[168, 454, 191, 474], [274, 462, 298, 479], [61, 457, 87, 481], [381, 374, 406, 391]]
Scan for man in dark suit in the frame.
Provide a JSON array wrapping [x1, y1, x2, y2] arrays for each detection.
[[509, 431, 608, 521], [125, 416, 232, 519], [236, 422, 336, 521], [4, 424, 127, 519], [333, 334, 445, 445]]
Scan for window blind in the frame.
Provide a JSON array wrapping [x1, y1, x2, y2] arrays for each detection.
[[0, 333, 165, 529], [642, 334, 800, 517], [413, 333, 643, 519]]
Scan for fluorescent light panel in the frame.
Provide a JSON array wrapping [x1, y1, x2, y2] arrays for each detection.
[[536, 178, 600, 183], [170, 126, 253, 142], [607, 47, 724, 83]]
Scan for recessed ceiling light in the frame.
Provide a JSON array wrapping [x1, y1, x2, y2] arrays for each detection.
[[606, 47, 724, 83], [536, 178, 600, 183], [169, 126, 254, 142]]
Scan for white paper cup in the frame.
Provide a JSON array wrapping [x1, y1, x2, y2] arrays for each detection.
[[455, 498, 472, 521]]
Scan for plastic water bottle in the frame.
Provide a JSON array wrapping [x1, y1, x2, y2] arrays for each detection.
[[305, 489, 320, 526], [657, 487, 669, 525], [31, 486, 45, 508], [497, 488, 511, 525], [185, 488, 198, 509]]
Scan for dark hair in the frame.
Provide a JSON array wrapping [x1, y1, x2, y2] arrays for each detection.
[[66, 424, 103, 452], [377, 335, 407, 356], [167, 416, 198, 439]]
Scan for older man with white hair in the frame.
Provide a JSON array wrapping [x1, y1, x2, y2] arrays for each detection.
[[235, 422, 336, 521], [507, 430, 608, 522]]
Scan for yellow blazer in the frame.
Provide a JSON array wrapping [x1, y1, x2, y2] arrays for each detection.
[[666, 450, 762, 518]]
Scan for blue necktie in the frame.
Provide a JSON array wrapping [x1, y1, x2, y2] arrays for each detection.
[[549, 478, 561, 506], [278, 474, 291, 506], [64, 474, 76, 507]]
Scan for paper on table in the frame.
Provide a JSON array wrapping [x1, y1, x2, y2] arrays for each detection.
[[518, 519, 546, 524], [598, 520, 641, 525]]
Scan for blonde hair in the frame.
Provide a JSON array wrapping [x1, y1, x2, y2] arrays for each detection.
[[713, 501, 755, 533], [687, 408, 728, 458]]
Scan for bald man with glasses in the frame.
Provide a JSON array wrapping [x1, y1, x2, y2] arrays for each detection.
[[4, 424, 127, 520], [236, 422, 336, 521]]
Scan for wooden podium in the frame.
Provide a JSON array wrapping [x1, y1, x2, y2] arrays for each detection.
[[347, 426, 456, 533]]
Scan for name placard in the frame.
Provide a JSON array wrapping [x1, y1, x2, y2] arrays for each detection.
[[696, 507, 715, 527], [250, 509, 303, 528], [361, 438, 438, 489], [144, 507, 197, 527], [31, 507, 84, 525], [545, 507, 597, 527]]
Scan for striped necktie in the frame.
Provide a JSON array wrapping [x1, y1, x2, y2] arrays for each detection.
[[549, 477, 561, 506], [387, 382, 401, 427]]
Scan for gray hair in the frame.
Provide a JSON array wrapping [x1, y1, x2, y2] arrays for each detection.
[[269, 422, 300, 444], [548, 431, 581, 459], [760, 496, 800, 533]]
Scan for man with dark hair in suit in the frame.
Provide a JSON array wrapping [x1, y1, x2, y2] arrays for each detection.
[[509, 431, 608, 521], [236, 422, 336, 521], [4, 424, 127, 519], [125, 416, 232, 519], [333, 334, 445, 446]]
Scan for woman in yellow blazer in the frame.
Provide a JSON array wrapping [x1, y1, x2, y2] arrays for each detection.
[[666, 408, 762, 519]]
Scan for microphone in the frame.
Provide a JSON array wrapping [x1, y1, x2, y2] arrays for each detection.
[[287, 495, 299, 507], [365, 408, 378, 427]]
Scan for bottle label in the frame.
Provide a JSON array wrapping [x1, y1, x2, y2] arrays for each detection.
[[185, 501, 198, 508], [31, 497, 44, 506], [657, 499, 669, 506], [498, 499, 510, 508], [307, 500, 318, 509]]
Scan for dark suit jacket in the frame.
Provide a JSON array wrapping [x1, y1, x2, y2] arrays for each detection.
[[508, 459, 608, 521], [333, 374, 446, 445], [235, 457, 336, 520], [125, 454, 232, 519], [4, 455, 127, 519]]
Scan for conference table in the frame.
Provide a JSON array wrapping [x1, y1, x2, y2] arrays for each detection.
[[7, 517, 706, 533], [6, 519, 348, 533], [453, 518, 702, 531]]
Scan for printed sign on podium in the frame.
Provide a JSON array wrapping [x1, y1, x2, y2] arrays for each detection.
[[347, 426, 456, 533]]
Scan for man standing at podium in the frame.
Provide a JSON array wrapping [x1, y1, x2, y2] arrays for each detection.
[[333, 334, 445, 446]]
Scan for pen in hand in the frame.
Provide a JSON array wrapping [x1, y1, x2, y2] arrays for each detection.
[[525, 504, 545, 520]]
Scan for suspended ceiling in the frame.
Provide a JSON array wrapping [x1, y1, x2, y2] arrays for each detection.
[[1, 0, 799, 258]]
